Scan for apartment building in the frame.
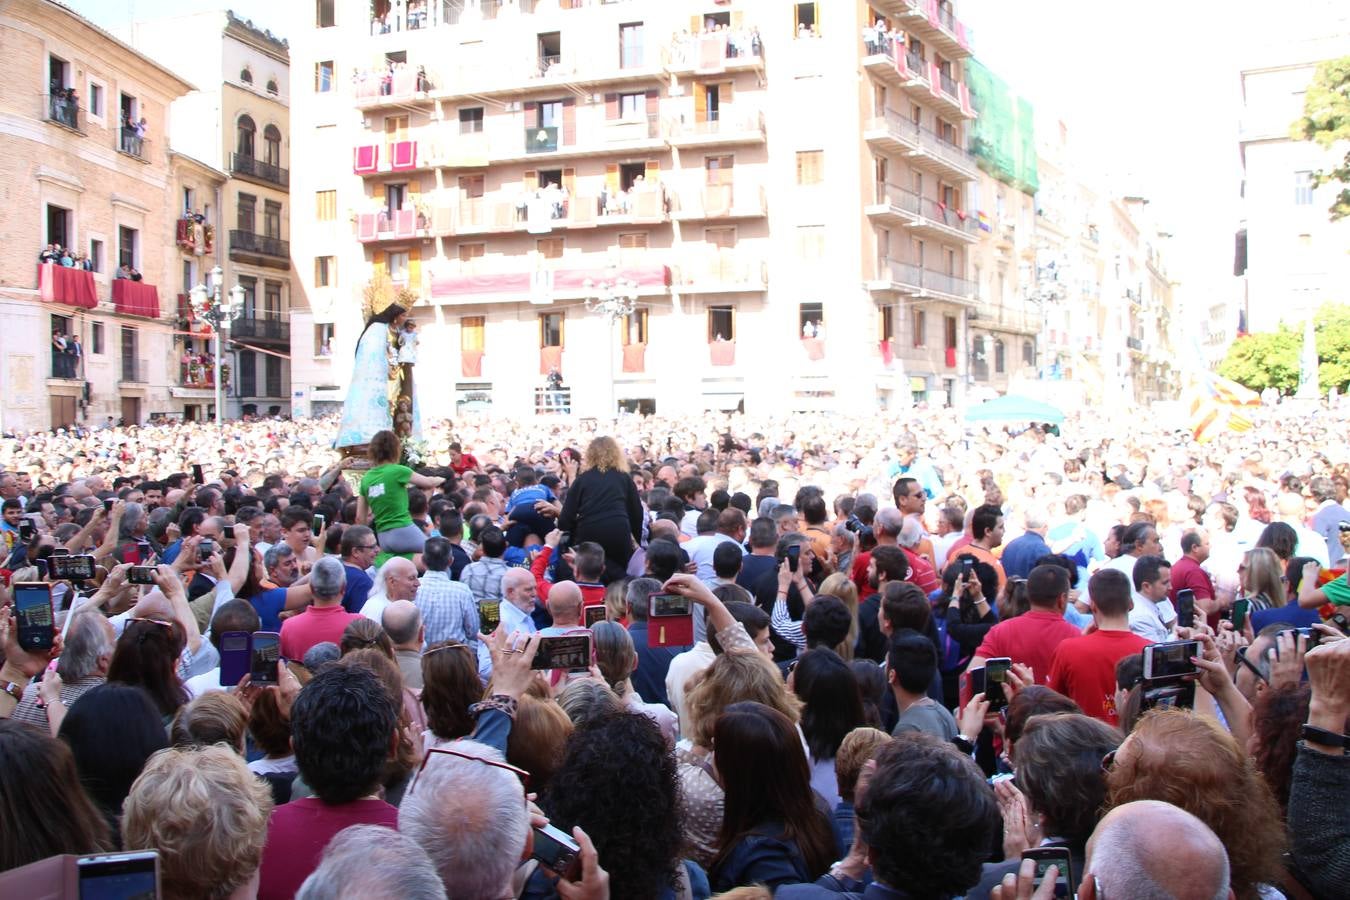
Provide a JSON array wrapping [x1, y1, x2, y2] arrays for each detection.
[[121, 11, 295, 418], [0, 0, 192, 431], [286, 0, 982, 418]]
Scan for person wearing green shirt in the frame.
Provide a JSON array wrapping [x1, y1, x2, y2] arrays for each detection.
[[356, 430, 444, 555]]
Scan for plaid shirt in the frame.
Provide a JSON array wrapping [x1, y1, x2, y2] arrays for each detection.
[[459, 557, 511, 602], [416, 570, 480, 648]]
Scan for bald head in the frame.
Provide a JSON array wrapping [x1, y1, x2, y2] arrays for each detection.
[[648, 518, 680, 543], [1275, 492, 1304, 520], [1085, 801, 1231, 900], [547, 581, 583, 626], [381, 557, 420, 602], [381, 600, 422, 650], [874, 507, 903, 539]]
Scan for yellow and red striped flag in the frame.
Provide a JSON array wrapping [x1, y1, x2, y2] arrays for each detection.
[[1185, 372, 1261, 443]]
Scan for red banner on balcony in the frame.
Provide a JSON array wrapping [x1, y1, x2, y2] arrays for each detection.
[[956, 22, 970, 50], [945, 346, 958, 368], [801, 337, 825, 361], [431, 265, 670, 301], [354, 144, 379, 174], [879, 339, 894, 367], [894, 38, 911, 77], [37, 264, 97, 309], [709, 340, 736, 367], [925, 0, 941, 28], [393, 208, 417, 237], [927, 62, 943, 98], [959, 83, 974, 117], [540, 345, 562, 376], [390, 140, 417, 171], [112, 279, 160, 318], [622, 343, 646, 373], [461, 350, 483, 378]]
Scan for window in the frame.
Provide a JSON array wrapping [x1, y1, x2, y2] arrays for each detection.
[[236, 115, 256, 157], [799, 302, 824, 337], [618, 232, 648, 249], [119, 92, 138, 131], [315, 256, 335, 287], [994, 339, 1005, 374], [263, 280, 282, 318], [238, 276, 258, 317], [619, 92, 644, 119], [536, 238, 564, 259], [316, 190, 336, 221], [120, 326, 138, 376], [91, 322, 104, 354], [797, 226, 826, 260], [623, 307, 648, 344], [912, 308, 926, 347], [267, 79, 279, 95], [263, 125, 281, 166], [118, 226, 138, 269], [705, 226, 736, 248], [539, 312, 564, 348], [88, 82, 104, 118], [315, 323, 334, 356], [265, 355, 282, 396], [316, 0, 335, 27], [459, 174, 485, 199], [240, 67, 254, 84], [385, 183, 406, 213], [1022, 340, 1035, 366], [388, 251, 410, 283], [1294, 170, 1314, 205], [698, 83, 723, 123], [708, 306, 735, 341], [459, 107, 484, 134], [619, 22, 645, 68], [705, 154, 733, 186], [538, 31, 562, 72], [264, 201, 282, 239], [618, 162, 645, 190], [461, 316, 485, 352], [237, 193, 256, 232], [537, 100, 563, 128], [794, 1, 820, 37], [315, 61, 334, 93], [944, 314, 958, 350], [238, 349, 257, 396], [458, 243, 485, 262], [46, 204, 70, 249], [796, 150, 824, 185], [879, 305, 896, 342], [88, 239, 103, 273]]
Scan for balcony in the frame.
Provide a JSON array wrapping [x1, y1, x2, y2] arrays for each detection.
[[525, 126, 559, 155], [228, 230, 290, 268], [45, 93, 84, 133], [861, 38, 929, 91], [232, 317, 290, 346], [355, 207, 444, 243], [929, 65, 975, 119], [427, 258, 671, 306], [911, 126, 978, 181], [674, 252, 767, 294], [494, 115, 664, 164], [868, 258, 975, 302], [670, 183, 767, 221], [231, 153, 289, 188], [865, 185, 922, 226], [118, 128, 149, 162], [665, 111, 766, 148], [969, 304, 1041, 336], [450, 187, 670, 237], [665, 31, 764, 76], [353, 140, 423, 175], [907, 201, 980, 243], [885, 0, 972, 59], [864, 112, 923, 158], [352, 64, 437, 109], [178, 355, 218, 390], [176, 217, 215, 255]]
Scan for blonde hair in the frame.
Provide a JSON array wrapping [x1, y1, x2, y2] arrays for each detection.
[[818, 572, 859, 661], [583, 436, 628, 473], [123, 745, 273, 900], [1242, 547, 1286, 607], [683, 650, 801, 748], [834, 726, 891, 803], [170, 692, 249, 752]]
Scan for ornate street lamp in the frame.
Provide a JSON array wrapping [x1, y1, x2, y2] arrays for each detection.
[[583, 270, 640, 418], [188, 265, 244, 433]]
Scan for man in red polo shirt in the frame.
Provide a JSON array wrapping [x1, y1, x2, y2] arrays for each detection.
[[1170, 528, 1217, 620], [965, 563, 1080, 696], [279, 557, 360, 661], [1048, 568, 1153, 726]]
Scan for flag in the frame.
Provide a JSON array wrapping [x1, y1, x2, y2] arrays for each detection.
[[1185, 371, 1260, 443], [977, 211, 992, 232]]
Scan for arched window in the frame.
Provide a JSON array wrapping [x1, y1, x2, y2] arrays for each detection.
[[240, 66, 253, 84], [263, 124, 282, 167], [266, 78, 279, 95], [236, 115, 256, 158], [1023, 340, 1035, 366], [994, 339, 1006, 374]]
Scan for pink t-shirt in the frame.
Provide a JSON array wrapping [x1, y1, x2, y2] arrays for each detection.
[[279, 604, 362, 661], [257, 797, 399, 900]]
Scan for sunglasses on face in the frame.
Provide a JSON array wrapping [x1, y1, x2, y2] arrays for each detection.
[[1234, 646, 1270, 686]]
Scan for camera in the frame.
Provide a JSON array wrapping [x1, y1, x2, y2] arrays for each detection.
[[844, 514, 873, 543]]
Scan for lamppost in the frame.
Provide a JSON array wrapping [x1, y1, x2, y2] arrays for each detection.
[[188, 265, 244, 432], [583, 270, 639, 419]]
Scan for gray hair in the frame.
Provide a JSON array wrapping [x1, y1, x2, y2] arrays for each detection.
[[147, 506, 175, 541], [58, 610, 114, 680], [897, 515, 924, 549], [263, 543, 295, 571], [303, 642, 341, 672], [117, 502, 146, 539], [1023, 506, 1049, 531], [398, 740, 528, 900], [310, 556, 347, 600], [874, 507, 904, 538], [381, 600, 421, 646], [853, 493, 879, 521], [625, 576, 663, 622], [296, 824, 447, 900]]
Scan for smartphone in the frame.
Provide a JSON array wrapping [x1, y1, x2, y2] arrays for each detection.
[[1142, 640, 1200, 681], [103, 498, 115, 513], [127, 565, 158, 586], [1231, 598, 1250, 632], [968, 666, 986, 698], [961, 556, 974, 578], [198, 539, 214, 563], [50, 547, 69, 557], [77, 850, 160, 900], [648, 592, 694, 647], [583, 604, 607, 628], [1175, 589, 1195, 630], [18, 518, 37, 542], [1283, 626, 1324, 652], [13, 583, 55, 652], [1141, 679, 1195, 711], [478, 600, 501, 635], [985, 657, 1012, 711], [135, 539, 153, 564], [531, 822, 581, 880], [786, 544, 800, 573], [312, 514, 326, 533], [1022, 847, 1073, 899], [532, 634, 592, 671], [50, 553, 96, 581], [219, 631, 251, 687], [192, 463, 205, 485], [250, 631, 281, 684]]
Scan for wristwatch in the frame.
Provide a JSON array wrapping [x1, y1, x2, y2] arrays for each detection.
[[1, 681, 24, 702], [952, 733, 977, 755], [1301, 724, 1350, 749]]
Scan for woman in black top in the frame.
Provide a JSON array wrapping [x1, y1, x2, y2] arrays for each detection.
[[558, 436, 644, 583]]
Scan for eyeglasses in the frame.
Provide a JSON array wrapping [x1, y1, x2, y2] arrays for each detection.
[[423, 641, 471, 657], [359, 543, 379, 551], [1234, 646, 1270, 686], [409, 747, 530, 796], [127, 617, 173, 629], [1100, 749, 1118, 774]]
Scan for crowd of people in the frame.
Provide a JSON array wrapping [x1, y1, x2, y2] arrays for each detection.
[[0, 404, 1349, 899], [39, 243, 95, 271]]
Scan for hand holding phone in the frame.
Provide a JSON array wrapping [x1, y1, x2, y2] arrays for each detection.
[[1176, 589, 1196, 630], [648, 592, 694, 647], [786, 544, 800, 573], [250, 632, 281, 684], [532, 634, 592, 671], [478, 600, 501, 635], [13, 583, 55, 651], [1022, 847, 1073, 898], [984, 657, 1012, 711]]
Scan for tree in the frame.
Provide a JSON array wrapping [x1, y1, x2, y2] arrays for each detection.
[[1219, 303, 1350, 394], [1291, 56, 1350, 221]]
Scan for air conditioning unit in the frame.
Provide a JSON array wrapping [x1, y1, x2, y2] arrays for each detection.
[[504, 101, 521, 112], [589, 93, 603, 103]]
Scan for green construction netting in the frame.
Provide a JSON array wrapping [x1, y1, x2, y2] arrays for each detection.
[[966, 59, 1039, 195]]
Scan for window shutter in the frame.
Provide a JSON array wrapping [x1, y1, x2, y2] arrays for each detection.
[[694, 83, 707, 123], [373, 251, 386, 280], [408, 245, 421, 290], [605, 163, 620, 194], [605, 92, 619, 120], [524, 170, 537, 192], [563, 167, 575, 195], [722, 80, 734, 104], [644, 159, 660, 183], [645, 88, 659, 117], [562, 97, 576, 145]]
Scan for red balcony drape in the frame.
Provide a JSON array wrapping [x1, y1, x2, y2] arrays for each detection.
[[354, 144, 379, 174], [709, 341, 736, 367], [622, 343, 646, 373], [801, 338, 825, 361], [390, 140, 417, 170], [112, 279, 160, 317], [461, 350, 483, 378], [38, 264, 97, 309], [540, 345, 562, 375], [945, 347, 958, 368], [879, 340, 894, 367]]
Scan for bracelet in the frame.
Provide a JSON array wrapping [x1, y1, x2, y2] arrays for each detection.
[[1301, 724, 1350, 749]]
